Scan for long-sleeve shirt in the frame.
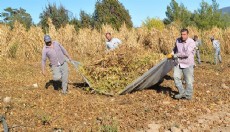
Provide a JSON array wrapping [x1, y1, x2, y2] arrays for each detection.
[[42, 41, 70, 70], [106, 38, 122, 50], [195, 40, 202, 50], [173, 38, 196, 68], [212, 40, 220, 50]]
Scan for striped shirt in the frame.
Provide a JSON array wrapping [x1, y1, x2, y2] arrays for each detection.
[[42, 41, 70, 69], [173, 38, 196, 68]]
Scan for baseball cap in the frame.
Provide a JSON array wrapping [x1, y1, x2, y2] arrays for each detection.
[[44, 35, 52, 42]]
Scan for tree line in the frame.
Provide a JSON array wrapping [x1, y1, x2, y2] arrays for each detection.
[[164, 0, 230, 30], [0, 0, 229, 32]]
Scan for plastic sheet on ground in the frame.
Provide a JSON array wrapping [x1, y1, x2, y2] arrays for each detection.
[[119, 58, 174, 95], [71, 60, 92, 87], [0, 115, 8, 132]]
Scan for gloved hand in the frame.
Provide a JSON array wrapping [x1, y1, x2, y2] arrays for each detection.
[[166, 53, 173, 59]]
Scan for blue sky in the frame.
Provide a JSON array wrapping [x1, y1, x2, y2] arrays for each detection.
[[0, 0, 229, 27]]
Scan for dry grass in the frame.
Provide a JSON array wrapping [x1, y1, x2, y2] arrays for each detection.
[[0, 56, 230, 131], [0, 20, 229, 61], [1, 20, 230, 93], [0, 20, 230, 131], [79, 46, 165, 94]]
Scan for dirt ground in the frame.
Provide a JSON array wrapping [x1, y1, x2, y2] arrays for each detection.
[[0, 55, 229, 132]]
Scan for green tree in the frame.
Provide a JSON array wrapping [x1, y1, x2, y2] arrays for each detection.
[[164, 0, 180, 24], [0, 7, 32, 29], [69, 17, 81, 31], [79, 10, 93, 28], [93, 0, 133, 30], [220, 13, 230, 28], [211, 0, 221, 25], [142, 17, 165, 31], [192, 1, 213, 30], [164, 0, 192, 28], [69, 11, 93, 30], [192, 0, 224, 30], [39, 3, 70, 31]]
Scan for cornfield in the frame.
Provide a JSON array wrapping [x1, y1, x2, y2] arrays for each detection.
[[0, 20, 230, 93]]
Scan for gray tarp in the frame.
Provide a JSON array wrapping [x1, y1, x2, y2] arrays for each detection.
[[0, 115, 8, 132], [71, 61, 92, 87], [119, 58, 174, 95], [72, 59, 174, 95]]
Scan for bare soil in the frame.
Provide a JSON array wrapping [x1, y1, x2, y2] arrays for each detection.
[[0, 56, 229, 131]]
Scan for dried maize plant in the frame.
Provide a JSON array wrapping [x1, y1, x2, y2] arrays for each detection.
[[201, 27, 223, 55], [74, 27, 105, 64], [158, 25, 179, 54], [1, 19, 230, 95], [0, 24, 11, 57], [7, 21, 27, 60], [221, 28, 230, 54], [79, 44, 165, 94], [117, 23, 139, 48], [26, 25, 44, 60]]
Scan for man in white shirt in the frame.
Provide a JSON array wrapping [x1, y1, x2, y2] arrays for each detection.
[[194, 35, 202, 64], [105, 32, 122, 50], [210, 37, 222, 64]]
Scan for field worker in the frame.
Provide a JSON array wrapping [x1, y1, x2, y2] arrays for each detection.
[[105, 32, 122, 50], [194, 35, 202, 64], [41, 35, 71, 94], [210, 37, 222, 64], [167, 29, 196, 100]]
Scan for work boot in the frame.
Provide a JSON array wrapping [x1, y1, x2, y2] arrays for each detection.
[[53, 80, 62, 90], [45, 80, 54, 89], [174, 94, 185, 99]]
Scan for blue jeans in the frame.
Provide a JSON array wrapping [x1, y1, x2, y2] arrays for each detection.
[[51, 62, 69, 93], [174, 65, 194, 97], [214, 49, 222, 64]]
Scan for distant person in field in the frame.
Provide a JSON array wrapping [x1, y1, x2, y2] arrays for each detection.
[[167, 29, 196, 100], [194, 35, 202, 64], [41, 35, 72, 94], [210, 36, 222, 65], [105, 32, 122, 50]]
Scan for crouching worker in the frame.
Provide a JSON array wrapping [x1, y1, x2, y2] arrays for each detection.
[[105, 32, 122, 50], [167, 29, 196, 100], [41, 35, 71, 94]]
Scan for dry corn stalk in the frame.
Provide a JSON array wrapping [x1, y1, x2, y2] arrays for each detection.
[[1, 20, 230, 94], [79, 45, 165, 94]]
